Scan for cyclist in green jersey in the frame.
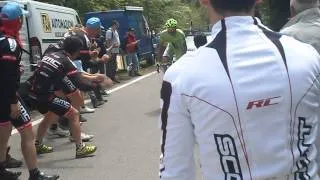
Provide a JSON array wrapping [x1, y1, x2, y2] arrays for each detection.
[[159, 18, 187, 62]]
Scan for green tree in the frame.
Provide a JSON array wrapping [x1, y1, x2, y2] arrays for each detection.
[[259, 0, 290, 31], [39, 0, 209, 32]]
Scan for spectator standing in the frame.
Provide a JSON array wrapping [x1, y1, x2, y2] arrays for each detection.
[[124, 28, 141, 77], [281, 0, 320, 53], [106, 20, 121, 83]]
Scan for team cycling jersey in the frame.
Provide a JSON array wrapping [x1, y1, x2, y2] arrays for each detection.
[[0, 33, 22, 104], [160, 16, 320, 180], [159, 29, 187, 60], [29, 51, 78, 98], [0, 34, 32, 129]]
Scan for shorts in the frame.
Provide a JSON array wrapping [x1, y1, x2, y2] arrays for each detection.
[[30, 94, 72, 117], [0, 96, 32, 130]]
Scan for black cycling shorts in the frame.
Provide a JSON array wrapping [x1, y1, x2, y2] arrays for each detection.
[[35, 95, 72, 117], [0, 96, 32, 130]]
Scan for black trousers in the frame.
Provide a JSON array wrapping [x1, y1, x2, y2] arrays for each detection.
[[105, 53, 118, 80], [91, 61, 105, 75], [90, 62, 104, 101]]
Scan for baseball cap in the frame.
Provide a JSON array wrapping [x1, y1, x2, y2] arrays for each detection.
[[1, 2, 27, 20], [86, 17, 101, 29], [128, 27, 135, 31]]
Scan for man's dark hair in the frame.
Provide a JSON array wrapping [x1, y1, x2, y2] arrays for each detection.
[[210, 0, 256, 14], [112, 20, 119, 26], [62, 36, 83, 55], [194, 33, 208, 48]]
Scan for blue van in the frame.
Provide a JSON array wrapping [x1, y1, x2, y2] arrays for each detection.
[[84, 6, 154, 65]]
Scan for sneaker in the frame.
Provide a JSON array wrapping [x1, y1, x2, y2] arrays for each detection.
[[69, 132, 94, 142], [80, 106, 95, 114], [48, 127, 70, 137], [0, 168, 21, 180], [128, 70, 134, 77], [100, 90, 110, 97], [29, 171, 59, 180], [112, 79, 120, 83], [90, 95, 98, 108], [134, 72, 142, 76], [95, 100, 105, 107], [5, 147, 23, 168], [76, 144, 97, 159], [36, 144, 53, 154]]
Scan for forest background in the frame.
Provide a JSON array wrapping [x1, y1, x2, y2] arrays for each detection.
[[40, 0, 290, 32]]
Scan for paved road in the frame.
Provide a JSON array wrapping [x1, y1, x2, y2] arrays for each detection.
[[9, 71, 165, 180]]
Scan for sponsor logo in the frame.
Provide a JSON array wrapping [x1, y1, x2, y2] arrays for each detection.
[[62, 76, 76, 91], [51, 18, 74, 29], [41, 13, 52, 33], [247, 96, 281, 110], [214, 134, 243, 180], [42, 56, 61, 69], [52, 97, 70, 109], [18, 101, 31, 122], [295, 117, 312, 179]]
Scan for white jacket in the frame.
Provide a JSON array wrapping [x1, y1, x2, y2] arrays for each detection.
[[160, 16, 320, 180]]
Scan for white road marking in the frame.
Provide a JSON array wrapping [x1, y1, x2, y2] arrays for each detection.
[[11, 71, 157, 135]]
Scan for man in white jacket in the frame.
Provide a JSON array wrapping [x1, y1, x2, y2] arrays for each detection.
[[159, 0, 320, 179]]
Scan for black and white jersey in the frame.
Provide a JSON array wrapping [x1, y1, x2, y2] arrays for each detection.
[[29, 51, 78, 98], [160, 16, 320, 180], [0, 34, 22, 104]]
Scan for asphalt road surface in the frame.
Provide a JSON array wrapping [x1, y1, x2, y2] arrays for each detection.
[[8, 71, 166, 180]]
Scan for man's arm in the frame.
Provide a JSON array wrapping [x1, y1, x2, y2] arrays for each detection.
[[163, 43, 174, 62], [105, 30, 114, 48], [180, 30, 187, 54], [159, 34, 169, 62], [68, 72, 112, 91], [160, 80, 195, 180]]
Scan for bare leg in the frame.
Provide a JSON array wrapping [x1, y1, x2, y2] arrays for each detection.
[[19, 126, 37, 170], [0, 124, 12, 162], [36, 112, 58, 143], [64, 108, 81, 145]]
